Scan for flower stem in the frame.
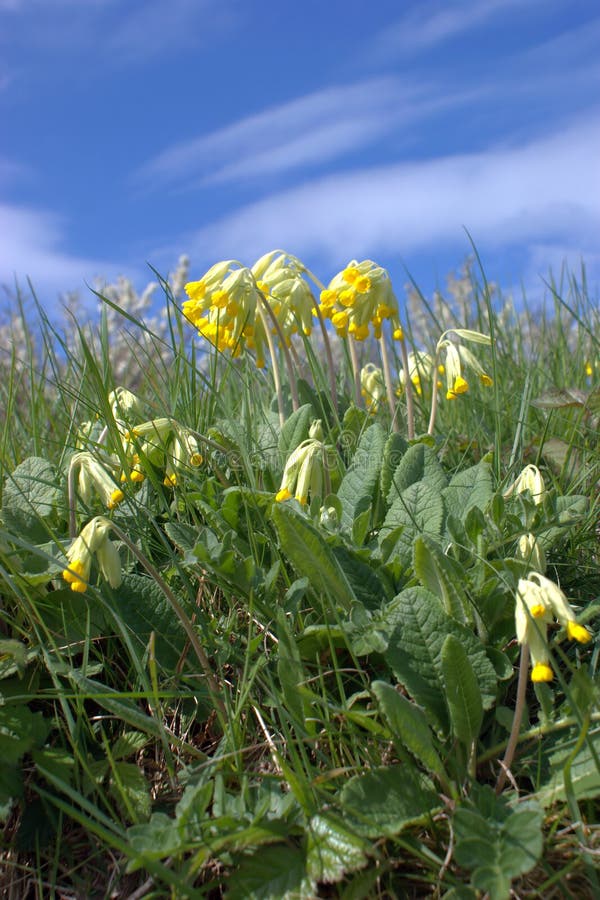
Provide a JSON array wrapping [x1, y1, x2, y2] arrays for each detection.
[[347, 338, 361, 406], [495, 643, 529, 794], [380, 334, 400, 434], [257, 304, 286, 427], [397, 332, 415, 440], [314, 305, 339, 417], [257, 294, 299, 413], [427, 354, 440, 436]]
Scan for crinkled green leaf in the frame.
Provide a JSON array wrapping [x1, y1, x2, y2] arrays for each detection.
[[442, 459, 493, 523], [384, 587, 496, 734], [278, 404, 313, 459], [306, 812, 369, 883], [108, 573, 187, 669], [337, 423, 386, 538], [339, 764, 438, 838], [386, 442, 447, 502], [128, 812, 183, 859], [413, 534, 470, 622], [272, 504, 355, 610], [228, 843, 314, 899], [2, 456, 60, 519], [441, 634, 483, 746], [536, 725, 600, 807], [380, 432, 409, 499], [454, 787, 544, 899], [380, 481, 445, 567], [372, 680, 447, 783]]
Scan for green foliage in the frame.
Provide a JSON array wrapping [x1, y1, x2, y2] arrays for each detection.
[[0, 261, 598, 896]]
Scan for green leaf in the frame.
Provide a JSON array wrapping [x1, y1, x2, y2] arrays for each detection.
[[441, 635, 483, 746], [413, 534, 470, 622], [331, 545, 388, 610], [453, 787, 544, 900], [536, 725, 600, 806], [128, 812, 183, 860], [108, 573, 187, 669], [337, 423, 386, 539], [380, 432, 409, 499], [380, 481, 445, 567], [339, 764, 438, 838], [0, 705, 51, 765], [2, 456, 60, 519], [384, 587, 497, 734], [278, 404, 313, 459], [443, 460, 493, 523], [272, 504, 355, 610], [109, 761, 151, 823], [228, 843, 314, 899], [372, 681, 447, 783], [306, 812, 369, 883], [386, 442, 447, 502], [112, 731, 151, 760]]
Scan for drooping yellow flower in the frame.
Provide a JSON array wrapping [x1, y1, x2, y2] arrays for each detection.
[[360, 363, 385, 413], [71, 452, 125, 511], [515, 572, 592, 682], [184, 261, 268, 366], [63, 516, 122, 593], [251, 251, 316, 341], [434, 329, 492, 400], [276, 434, 326, 507], [318, 260, 402, 341]]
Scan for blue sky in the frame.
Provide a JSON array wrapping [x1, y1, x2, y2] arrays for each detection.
[[1, 0, 599, 310]]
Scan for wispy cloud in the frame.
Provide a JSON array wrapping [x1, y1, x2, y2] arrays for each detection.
[[371, 0, 544, 58], [0, 0, 235, 64], [176, 114, 600, 269], [135, 77, 478, 190], [0, 202, 128, 299]]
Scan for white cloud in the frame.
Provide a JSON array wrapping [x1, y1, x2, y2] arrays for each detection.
[[0, 202, 129, 300], [136, 78, 477, 189], [178, 114, 600, 269], [372, 0, 544, 57]]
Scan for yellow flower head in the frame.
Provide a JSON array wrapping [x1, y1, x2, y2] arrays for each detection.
[[275, 437, 326, 507], [435, 329, 492, 401], [319, 259, 401, 341], [184, 261, 268, 366], [503, 465, 545, 505], [63, 516, 122, 593], [251, 251, 316, 339], [516, 572, 592, 681]]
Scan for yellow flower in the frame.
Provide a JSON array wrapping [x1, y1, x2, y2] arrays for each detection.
[[71, 452, 125, 510], [251, 251, 317, 341], [516, 572, 592, 681], [360, 363, 385, 413], [276, 434, 327, 507], [319, 259, 402, 342], [63, 516, 122, 593], [435, 329, 492, 401]]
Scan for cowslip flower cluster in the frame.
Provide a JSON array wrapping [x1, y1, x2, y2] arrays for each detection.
[[63, 516, 122, 593], [516, 572, 592, 682], [276, 421, 327, 506], [434, 329, 492, 400], [360, 364, 385, 413], [124, 418, 203, 487], [183, 261, 269, 366], [71, 452, 124, 510], [319, 260, 402, 341], [251, 251, 316, 342]]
